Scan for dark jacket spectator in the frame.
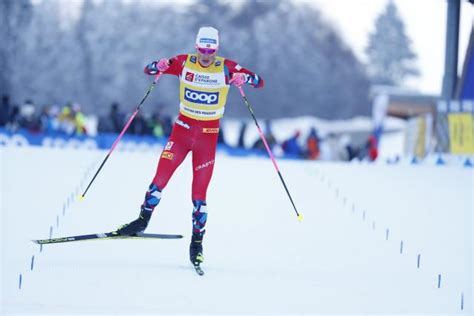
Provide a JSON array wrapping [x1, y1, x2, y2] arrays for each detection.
[[18, 100, 38, 132], [110, 102, 125, 133], [98, 102, 125, 134], [252, 120, 276, 151], [237, 121, 247, 148], [128, 111, 149, 135], [160, 114, 173, 137], [6, 105, 21, 132], [0, 95, 10, 127], [218, 127, 226, 145]]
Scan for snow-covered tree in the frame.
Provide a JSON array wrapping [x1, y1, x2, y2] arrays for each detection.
[[0, 0, 32, 99], [365, 0, 420, 86], [5, 0, 372, 119], [20, 0, 65, 105]]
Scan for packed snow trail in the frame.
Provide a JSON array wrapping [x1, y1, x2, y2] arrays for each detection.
[[1, 146, 471, 314]]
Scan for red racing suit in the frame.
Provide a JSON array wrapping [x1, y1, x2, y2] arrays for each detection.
[[145, 54, 264, 202]]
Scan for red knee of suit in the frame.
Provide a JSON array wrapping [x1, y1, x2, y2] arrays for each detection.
[[152, 114, 220, 201]]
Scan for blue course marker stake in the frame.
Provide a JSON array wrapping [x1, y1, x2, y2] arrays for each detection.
[[56, 215, 59, 228], [400, 241, 404, 254], [49, 226, 53, 239], [437, 274, 441, 288], [461, 292, 464, 310], [417, 254, 421, 268], [19, 274, 22, 289], [362, 211, 366, 221], [40, 244, 43, 253], [385, 229, 389, 240], [30, 255, 35, 271]]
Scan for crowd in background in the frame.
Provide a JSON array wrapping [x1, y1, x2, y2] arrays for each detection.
[[0, 94, 174, 139], [96, 102, 173, 138], [0, 94, 88, 136], [237, 120, 378, 162], [0, 94, 378, 162]]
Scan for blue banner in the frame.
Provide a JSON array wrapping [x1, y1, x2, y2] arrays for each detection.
[[0, 128, 167, 152]]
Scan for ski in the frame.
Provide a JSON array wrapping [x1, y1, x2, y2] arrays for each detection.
[[193, 263, 205, 276], [32, 232, 183, 245]]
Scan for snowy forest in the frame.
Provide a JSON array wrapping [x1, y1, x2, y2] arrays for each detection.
[[0, 0, 416, 120]]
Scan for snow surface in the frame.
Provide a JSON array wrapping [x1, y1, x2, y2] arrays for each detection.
[[1, 146, 472, 315]]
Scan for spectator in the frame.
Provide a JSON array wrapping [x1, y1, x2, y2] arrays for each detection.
[[162, 115, 172, 136], [72, 103, 88, 135], [0, 95, 10, 127], [252, 120, 276, 151], [305, 127, 320, 160], [6, 105, 21, 132], [38, 105, 54, 134], [150, 105, 173, 138], [58, 105, 76, 135], [217, 127, 226, 145], [236, 120, 247, 148], [155, 104, 173, 137], [14, 100, 41, 133], [149, 112, 164, 138], [161, 114, 173, 137], [366, 134, 378, 161], [97, 102, 123, 134], [97, 115, 113, 134], [339, 134, 358, 161], [46, 105, 61, 134], [110, 102, 125, 133], [338, 134, 353, 161], [281, 130, 303, 157], [128, 111, 149, 135]]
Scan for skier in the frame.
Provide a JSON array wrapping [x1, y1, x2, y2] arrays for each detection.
[[116, 27, 264, 271]]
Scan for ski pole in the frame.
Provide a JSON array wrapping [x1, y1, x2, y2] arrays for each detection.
[[80, 73, 162, 200], [237, 86, 303, 222]]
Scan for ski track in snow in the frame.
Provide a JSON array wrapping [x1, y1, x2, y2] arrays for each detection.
[[1, 146, 472, 315]]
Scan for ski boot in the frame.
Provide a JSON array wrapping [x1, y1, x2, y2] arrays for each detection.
[[190, 200, 207, 274], [190, 233, 204, 264], [116, 183, 161, 236], [116, 206, 152, 236], [190, 233, 204, 275]]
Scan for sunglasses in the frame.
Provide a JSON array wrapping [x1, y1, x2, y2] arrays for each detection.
[[198, 47, 217, 55]]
